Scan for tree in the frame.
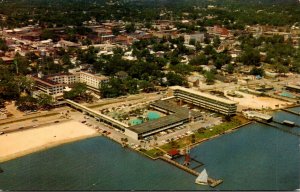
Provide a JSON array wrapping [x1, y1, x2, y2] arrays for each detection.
[[99, 78, 126, 98], [125, 23, 136, 33], [40, 29, 58, 41], [13, 53, 30, 75], [15, 76, 35, 94], [63, 83, 88, 100], [170, 63, 193, 75], [274, 63, 289, 74], [0, 38, 8, 52], [36, 93, 54, 109], [166, 72, 187, 86], [213, 36, 221, 48], [239, 48, 261, 66], [250, 67, 265, 77], [191, 134, 196, 143], [189, 53, 208, 66], [16, 95, 38, 111], [204, 36, 211, 44], [189, 38, 196, 46], [139, 80, 155, 93], [204, 71, 215, 84], [226, 63, 234, 74], [124, 78, 138, 94], [112, 26, 120, 36]]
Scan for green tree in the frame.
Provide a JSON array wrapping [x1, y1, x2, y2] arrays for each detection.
[[250, 67, 265, 77], [139, 80, 155, 93], [63, 83, 88, 100], [166, 72, 187, 86], [16, 95, 38, 111], [0, 38, 8, 52], [226, 63, 234, 74], [204, 71, 215, 84], [189, 53, 208, 66], [112, 26, 120, 36], [99, 78, 126, 98], [125, 23, 136, 33], [36, 93, 54, 109], [213, 36, 221, 48], [239, 48, 261, 66]]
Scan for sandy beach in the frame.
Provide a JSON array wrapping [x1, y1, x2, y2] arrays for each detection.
[[0, 120, 98, 162]]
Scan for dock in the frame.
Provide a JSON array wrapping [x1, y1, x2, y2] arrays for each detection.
[[282, 109, 300, 116], [257, 120, 300, 137], [160, 156, 223, 188]]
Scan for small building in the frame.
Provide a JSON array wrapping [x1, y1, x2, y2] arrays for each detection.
[[184, 33, 205, 44], [285, 85, 300, 93], [168, 149, 180, 159], [243, 111, 273, 122], [282, 120, 295, 127]]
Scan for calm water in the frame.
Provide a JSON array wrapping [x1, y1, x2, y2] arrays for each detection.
[[288, 106, 300, 113], [0, 109, 299, 190]]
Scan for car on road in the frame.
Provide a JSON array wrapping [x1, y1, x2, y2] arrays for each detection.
[[54, 121, 60, 123]]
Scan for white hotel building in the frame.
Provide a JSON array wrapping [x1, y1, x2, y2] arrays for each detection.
[[31, 71, 108, 97], [169, 86, 238, 116]]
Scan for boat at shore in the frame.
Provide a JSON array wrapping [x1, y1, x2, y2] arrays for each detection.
[[195, 169, 208, 185]]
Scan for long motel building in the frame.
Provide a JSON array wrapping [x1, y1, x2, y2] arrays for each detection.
[[169, 86, 238, 116]]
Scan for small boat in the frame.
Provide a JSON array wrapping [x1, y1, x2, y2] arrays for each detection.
[[195, 169, 208, 185]]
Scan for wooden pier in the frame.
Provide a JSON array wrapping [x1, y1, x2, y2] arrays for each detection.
[[257, 120, 300, 137], [282, 109, 300, 116], [160, 156, 223, 188]]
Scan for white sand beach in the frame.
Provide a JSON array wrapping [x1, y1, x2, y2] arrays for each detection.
[[0, 120, 98, 162]]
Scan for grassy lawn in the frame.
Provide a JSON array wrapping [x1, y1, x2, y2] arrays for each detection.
[[159, 116, 249, 152], [143, 148, 163, 159]]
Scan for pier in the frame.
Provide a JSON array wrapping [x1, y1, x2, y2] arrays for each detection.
[[159, 156, 223, 188], [257, 120, 300, 137], [282, 109, 300, 116], [272, 120, 300, 127]]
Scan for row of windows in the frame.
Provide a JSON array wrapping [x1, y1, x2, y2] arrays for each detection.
[[174, 92, 237, 115], [174, 90, 236, 107]]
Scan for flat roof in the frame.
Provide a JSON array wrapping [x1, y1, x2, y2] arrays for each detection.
[[128, 114, 185, 134], [128, 100, 202, 135], [170, 86, 238, 105], [244, 111, 272, 120], [285, 84, 300, 90]]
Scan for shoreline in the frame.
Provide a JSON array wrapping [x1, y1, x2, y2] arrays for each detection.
[[0, 134, 99, 163], [0, 120, 98, 163], [187, 121, 254, 151]]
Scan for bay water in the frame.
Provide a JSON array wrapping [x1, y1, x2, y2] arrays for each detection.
[[0, 108, 299, 190]]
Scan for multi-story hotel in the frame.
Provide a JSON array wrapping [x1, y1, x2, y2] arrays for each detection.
[[169, 86, 238, 116], [31, 71, 108, 97], [32, 75, 65, 96], [78, 71, 108, 92]]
